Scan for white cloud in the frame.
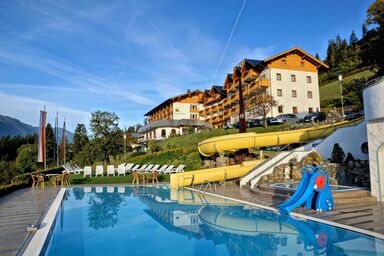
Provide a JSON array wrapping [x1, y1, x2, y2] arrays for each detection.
[[0, 92, 89, 131]]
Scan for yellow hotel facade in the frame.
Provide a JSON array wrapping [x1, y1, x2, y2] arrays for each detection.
[[139, 47, 328, 141]]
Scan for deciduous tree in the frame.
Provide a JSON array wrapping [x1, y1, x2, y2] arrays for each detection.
[[250, 89, 277, 127]]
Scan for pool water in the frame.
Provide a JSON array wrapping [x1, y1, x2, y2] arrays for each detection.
[[44, 186, 384, 255], [270, 183, 360, 191]]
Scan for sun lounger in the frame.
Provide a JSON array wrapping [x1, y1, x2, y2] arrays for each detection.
[[157, 165, 168, 174], [107, 165, 115, 176], [148, 165, 160, 172], [130, 164, 141, 172], [173, 165, 185, 173], [117, 164, 126, 176], [84, 166, 92, 178], [143, 164, 154, 172], [124, 163, 134, 173], [163, 165, 174, 174], [95, 165, 104, 177], [137, 164, 148, 172]]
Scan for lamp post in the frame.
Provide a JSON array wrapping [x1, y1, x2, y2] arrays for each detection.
[[123, 127, 127, 163], [338, 74, 344, 117]]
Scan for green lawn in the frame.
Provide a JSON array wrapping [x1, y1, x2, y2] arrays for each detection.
[[69, 173, 170, 185], [320, 69, 375, 102]]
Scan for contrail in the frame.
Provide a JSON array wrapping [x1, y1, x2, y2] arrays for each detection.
[[214, 0, 247, 76]]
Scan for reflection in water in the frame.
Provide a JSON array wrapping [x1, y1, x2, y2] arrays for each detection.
[[55, 186, 383, 255]]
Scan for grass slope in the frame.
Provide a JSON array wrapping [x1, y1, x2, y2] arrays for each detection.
[[320, 69, 375, 102]]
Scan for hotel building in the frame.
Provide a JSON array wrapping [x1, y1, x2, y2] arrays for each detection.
[[139, 47, 328, 140]]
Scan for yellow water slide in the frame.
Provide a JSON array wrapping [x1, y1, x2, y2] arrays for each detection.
[[171, 118, 363, 188], [198, 118, 363, 157]]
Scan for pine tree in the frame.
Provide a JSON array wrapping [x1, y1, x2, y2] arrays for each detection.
[[72, 123, 89, 156], [349, 30, 358, 45], [331, 143, 345, 164], [46, 123, 54, 164], [315, 53, 320, 60]]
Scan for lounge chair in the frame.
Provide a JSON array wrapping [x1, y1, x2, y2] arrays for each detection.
[[163, 165, 175, 174], [117, 164, 126, 176], [143, 164, 154, 172], [148, 165, 160, 172], [132, 172, 140, 185], [84, 166, 92, 178], [107, 165, 115, 176], [124, 163, 134, 173], [95, 165, 104, 177], [130, 164, 141, 172], [157, 165, 168, 174], [173, 165, 185, 173], [137, 164, 148, 172]]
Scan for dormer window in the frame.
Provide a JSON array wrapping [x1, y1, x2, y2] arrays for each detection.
[[282, 59, 286, 65]]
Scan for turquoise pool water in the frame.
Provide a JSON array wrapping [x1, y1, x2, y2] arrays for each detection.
[[44, 186, 384, 255]]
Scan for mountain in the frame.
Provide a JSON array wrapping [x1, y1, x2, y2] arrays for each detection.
[[0, 114, 74, 143]]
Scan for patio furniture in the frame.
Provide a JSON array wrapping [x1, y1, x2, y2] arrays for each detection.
[[137, 164, 148, 172], [139, 172, 147, 184], [35, 174, 45, 188], [131, 164, 141, 172], [163, 165, 175, 174], [173, 165, 185, 173], [31, 174, 38, 187], [95, 165, 104, 177], [157, 165, 168, 174], [124, 163, 134, 173], [148, 172, 159, 185], [143, 165, 154, 172], [132, 172, 140, 185], [61, 172, 70, 186], [84, 166, 92, 178], [117, 164, 126, 176], [148, 165, 160, 173], [107, 165, 115, 176]]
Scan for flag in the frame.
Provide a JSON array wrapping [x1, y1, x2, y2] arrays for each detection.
[[61, 119, 66, 163], [54, 112, 58, 164], [38, 110, 47, 163]]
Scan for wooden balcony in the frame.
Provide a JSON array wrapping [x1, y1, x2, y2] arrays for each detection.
[[242, 69, 258, 82], [205, 95, 221, 105]]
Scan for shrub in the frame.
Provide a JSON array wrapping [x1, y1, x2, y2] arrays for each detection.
[[184, 152, 203, 171], [15, 144, 37, 174]]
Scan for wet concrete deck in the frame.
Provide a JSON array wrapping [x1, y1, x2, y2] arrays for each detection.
[[194, 184, 384, 237], [0, 186, 60, 256]]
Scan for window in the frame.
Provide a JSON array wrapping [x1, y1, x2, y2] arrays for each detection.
[[190, 114, 197, 119], [293, 106, 298, 114], [307, 76, 312, 83], [300, 61, 305, 67], [277, 89, 283, 97], [161, 129, 166, 138], [292, 90, 297, 98], [308, 91, 313, 98], [171, 129, 176, 135], [190, 104, 197, 109], [281, 59, 286, 65], [276, 73, 282, 81], [309, 107, 313, 113], [278, 105, 283, 113], [291, 74, 296, 82]]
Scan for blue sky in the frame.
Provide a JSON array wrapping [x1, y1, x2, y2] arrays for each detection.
[[0, 0, 373, 131]]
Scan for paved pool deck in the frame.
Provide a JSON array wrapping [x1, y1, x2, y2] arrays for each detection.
[[188, 184, 384, 239], [0, 186, 60, 256]]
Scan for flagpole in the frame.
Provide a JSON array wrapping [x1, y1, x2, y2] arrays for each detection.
[[56, 107, 59, 167], [44, 105, 47, 170]]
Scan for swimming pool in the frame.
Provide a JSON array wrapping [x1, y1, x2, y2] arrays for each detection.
[[43, 186, 384, 255], [270, 182, 360, 191]]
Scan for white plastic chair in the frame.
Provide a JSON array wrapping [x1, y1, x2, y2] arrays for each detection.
[[107, 165, 115, 176], [95, 165, 104, 177], [117, 164, 126, 176], [157, 165, 168, 174], [163, 165, 174, 174], [84, 166, 92, 178], [143, 164, 154, 172], [137, 164, 148, 172]]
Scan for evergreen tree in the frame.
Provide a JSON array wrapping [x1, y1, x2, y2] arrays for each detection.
[[72, 123, 89, 155], [366, 0, 384, 75], [349, 30, 358, 45], [362, 23, 368, 37], [315, 53, 320, 60], [331, 143, 345, 164], [46, 123, 54, 164]]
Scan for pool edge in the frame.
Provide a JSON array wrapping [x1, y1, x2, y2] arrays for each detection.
[[22, 188, 67, 256], [185, 187, 384, 240]]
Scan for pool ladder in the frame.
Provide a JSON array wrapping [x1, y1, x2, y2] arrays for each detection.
[[198, 180, 217, 194]]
